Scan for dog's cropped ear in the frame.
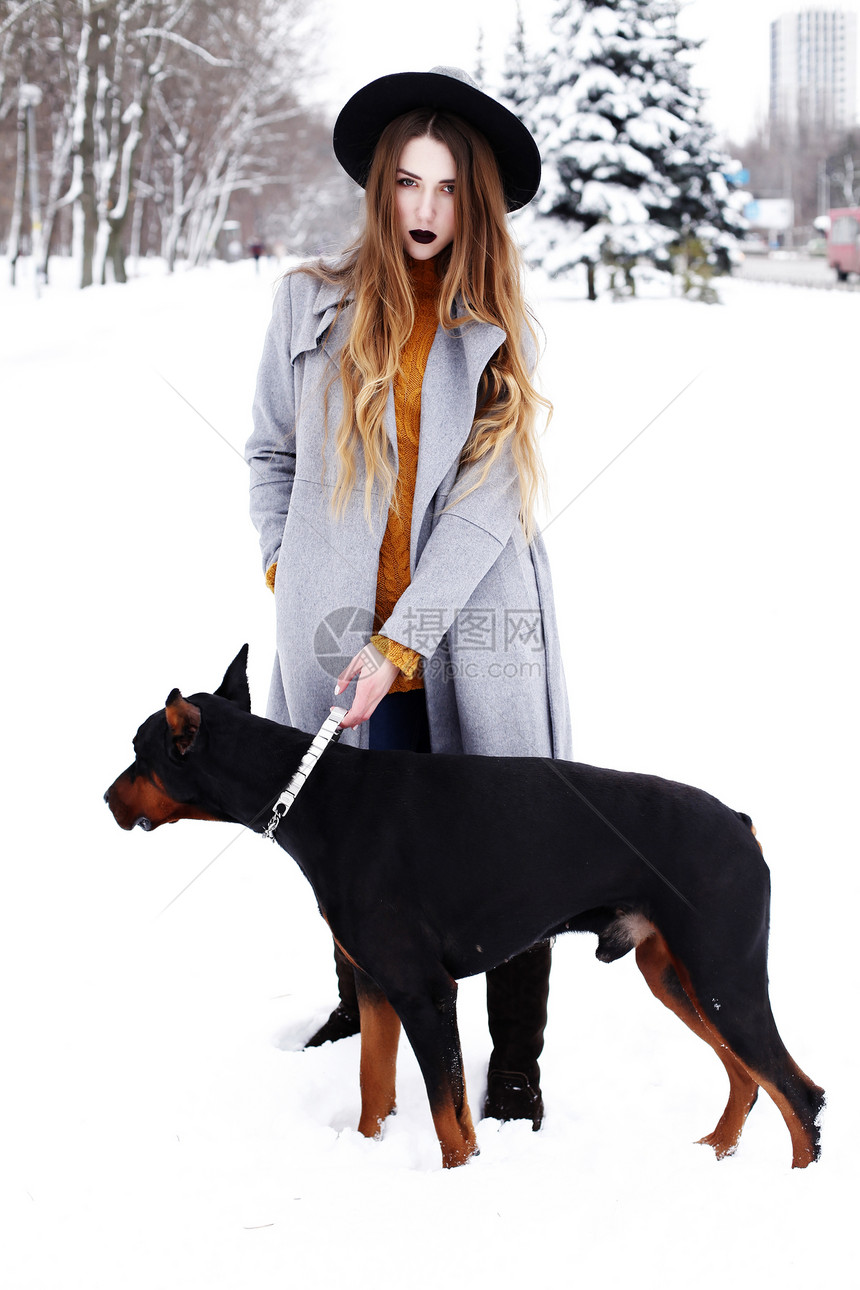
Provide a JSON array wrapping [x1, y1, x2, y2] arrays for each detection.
[[214, 644, 251, 711], [164, 689, 202, 754]]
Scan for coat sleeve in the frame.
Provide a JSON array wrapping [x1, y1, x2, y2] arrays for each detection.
[[245, 278, 298, 578], [379, 438, 523, 660]]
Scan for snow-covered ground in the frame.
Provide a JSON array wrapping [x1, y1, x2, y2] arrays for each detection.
[[2, 256, 856, 1289]]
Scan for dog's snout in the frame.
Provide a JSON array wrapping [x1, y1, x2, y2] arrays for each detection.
[[103, 789, 110, 804]]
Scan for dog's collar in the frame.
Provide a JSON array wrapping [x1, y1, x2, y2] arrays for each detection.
[[263, 707, 348, 841]]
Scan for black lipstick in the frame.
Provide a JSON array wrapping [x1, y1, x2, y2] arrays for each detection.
[[410, 230, 436, 244]]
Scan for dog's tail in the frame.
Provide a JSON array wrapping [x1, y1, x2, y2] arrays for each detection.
[[735, 810, 763, 854]]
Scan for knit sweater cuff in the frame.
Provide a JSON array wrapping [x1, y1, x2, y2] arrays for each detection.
[[265, 562, 277, 593], [371, 634, 423, 679]]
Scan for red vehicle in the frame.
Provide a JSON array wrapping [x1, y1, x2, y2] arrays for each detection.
[[827, 208, 860, 281]]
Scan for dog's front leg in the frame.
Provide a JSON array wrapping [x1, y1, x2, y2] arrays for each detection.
[[355, 971, 401, 1139], [395, 976, 478, 1169]]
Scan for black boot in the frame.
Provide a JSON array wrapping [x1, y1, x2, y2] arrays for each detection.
[[304, 942, 360, 1048], [483, 940, 552, 1129]]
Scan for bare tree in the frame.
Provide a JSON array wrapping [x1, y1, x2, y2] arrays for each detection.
[[731, 118, 848, 234], [1, 0, 42, 283], [149, 0, 315, 268], [826, 130, 860, 208], [1, 0, 330, 285]]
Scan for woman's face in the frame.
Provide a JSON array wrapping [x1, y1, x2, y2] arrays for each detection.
[[394, 135, 457, 260]]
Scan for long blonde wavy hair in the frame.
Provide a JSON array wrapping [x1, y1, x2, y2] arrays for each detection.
[[306, 108, 550, 539]]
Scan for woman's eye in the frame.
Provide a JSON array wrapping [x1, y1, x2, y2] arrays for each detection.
[[398, 177, 416, 187]]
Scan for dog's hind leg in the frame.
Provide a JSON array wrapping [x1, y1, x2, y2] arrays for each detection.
[[391, 974, 477, 1169], [355, 972, 401, 1140], [639, 929, 824, 1167], [635, 930, 759, 1159], [678, 965, 824, 1168]]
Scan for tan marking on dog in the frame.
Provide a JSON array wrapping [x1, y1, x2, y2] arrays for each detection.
[[637, 931, 822, 1167], [164, 692, 201, 752], [635, 931, 760, 1159], [106, 769, 219, 830], [749, 1063, 825, 1168], [430, 1097, 478, 1168], [332, 936, 363, 974], [356, 992, 401, 1139]]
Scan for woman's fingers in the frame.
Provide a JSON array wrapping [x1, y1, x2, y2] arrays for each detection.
[[335, 642, 381, 695], [334, 652, 363, 695], [336, 643, 399, 728]]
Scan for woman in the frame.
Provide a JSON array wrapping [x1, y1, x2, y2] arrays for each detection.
[[246, 67, 571, 1128]]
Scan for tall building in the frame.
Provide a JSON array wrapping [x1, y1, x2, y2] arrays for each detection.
[[770, 9, 857, 136]]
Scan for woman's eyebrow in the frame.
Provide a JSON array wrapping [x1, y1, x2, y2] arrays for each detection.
[[396, 167, 456, 183]]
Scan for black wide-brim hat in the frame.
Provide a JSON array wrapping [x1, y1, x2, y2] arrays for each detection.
[[333, 66, 541, 212]]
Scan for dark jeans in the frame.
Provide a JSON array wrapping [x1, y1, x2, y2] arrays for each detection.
[[368, 689, 431, 753]]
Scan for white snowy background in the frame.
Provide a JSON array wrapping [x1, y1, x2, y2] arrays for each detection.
[[2, 258, 856, 1288]]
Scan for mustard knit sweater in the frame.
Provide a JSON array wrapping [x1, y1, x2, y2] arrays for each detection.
[[369, 256, 441, 691], [267, 257, 440, 692]]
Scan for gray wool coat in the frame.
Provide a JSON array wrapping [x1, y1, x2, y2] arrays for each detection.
[[246, 267, 572, 759]]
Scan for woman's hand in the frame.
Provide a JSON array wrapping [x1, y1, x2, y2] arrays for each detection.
[[335, 641, 400, 729]]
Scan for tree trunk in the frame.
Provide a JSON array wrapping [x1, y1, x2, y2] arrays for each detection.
[[77, 147, 97, 287], [40, 115, 77, 282], [7, 99, 28, 287], [586, 260, 597, 302], [128, 133, 153, 270], [108, 223, 126, 282], [73, 11, 99, 289]]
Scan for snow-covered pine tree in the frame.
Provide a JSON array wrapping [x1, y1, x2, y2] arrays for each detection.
[[519, 0, 743, 300], [635, 0, 746, 285], [499, 2, 541, 120]]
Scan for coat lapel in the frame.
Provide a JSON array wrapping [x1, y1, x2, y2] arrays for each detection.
[[411, 313, 506, 566], [289, 277, 352, 364], [293, 276, 400, 460]]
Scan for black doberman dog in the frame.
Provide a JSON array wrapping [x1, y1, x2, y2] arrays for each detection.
[[105, 647, 824, 1169]]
